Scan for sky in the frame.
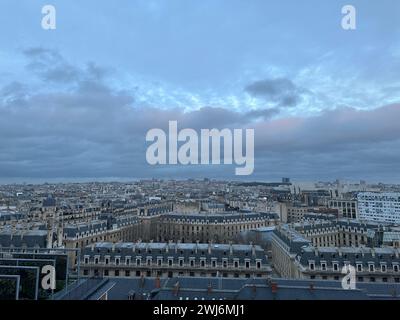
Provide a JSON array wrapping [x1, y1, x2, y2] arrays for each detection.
[[0, 0, 399, 183]]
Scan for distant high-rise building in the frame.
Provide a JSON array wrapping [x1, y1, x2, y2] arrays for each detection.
[[357, 192, 400, 223], [282, 177, 290, 184]]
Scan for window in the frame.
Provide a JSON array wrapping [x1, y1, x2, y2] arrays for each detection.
[[105, 257, 109, 265], [168, 259, 173, 266], [256, 261, 261, 269], [136, 271, 141, 277], [212, 260, 217, 268], [125, 270, 130, 277], [104, 270, 109, 276], [381, 264, 387, 272], [357, 264, 362, 272], [157, 258, 162, 266], [115, 258, 120, 266], [394, 265, 399, 272], [245, 261, 250, 269], [136, 258, 141, 266], [115, 270, 120, 277], [234, 260, 239, 268], [179, 259, 184, 267], [333, 263, 339, 271], [321, 263, 326, 271], [190, 259, 195, 267], [200, 260, 205, 267], [309, 262, 315, 271], [369, 264, 375, 272], [84, 257, 89, 264]]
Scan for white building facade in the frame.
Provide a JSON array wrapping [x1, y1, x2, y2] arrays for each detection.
[[357, 192, 400, 224]]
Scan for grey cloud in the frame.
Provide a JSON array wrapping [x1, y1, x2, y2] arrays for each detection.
[[1, 48, 400, 181], [22, 47, 110, 85], [245, 78, 304, 107]]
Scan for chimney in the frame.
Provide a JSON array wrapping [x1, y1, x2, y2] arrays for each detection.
[[252, 285, 257, 294], [251, 243, 256, 257], [207, 282, 213, 295], [195, 240, 199, 254], [57, 226, 63, 247], [309, 283, 314, 291], [208, 241, 212, 255], [140, 275, 145, 288], [155, 277, 161, 289], [271, 282, 278, 294], [229, 242, 233, 255]]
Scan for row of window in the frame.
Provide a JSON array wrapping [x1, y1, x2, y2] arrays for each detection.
[[309, 261, 400, 273], [83, 269, 264, 279], [84, 256, 263, 269]]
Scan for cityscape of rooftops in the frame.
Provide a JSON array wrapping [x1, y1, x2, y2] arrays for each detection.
[[1, 0, 400, 308]]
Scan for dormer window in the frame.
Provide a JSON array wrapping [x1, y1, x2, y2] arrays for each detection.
[[369, 264, 375, 272]]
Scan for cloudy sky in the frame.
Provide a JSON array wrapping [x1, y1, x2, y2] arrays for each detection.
[[0, 0, 399, 183]]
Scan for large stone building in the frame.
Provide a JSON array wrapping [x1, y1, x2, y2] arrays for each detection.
[[271, 218, 400, 283], [153, 212, 279, 243], [357, 192, 400, 223], [80, 242, 271, 279]]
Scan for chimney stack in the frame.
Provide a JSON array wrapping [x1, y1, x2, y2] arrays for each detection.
[[207, 282, 213, 295], [155, 277, 161, 289], [271, 282, 278, 294]]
